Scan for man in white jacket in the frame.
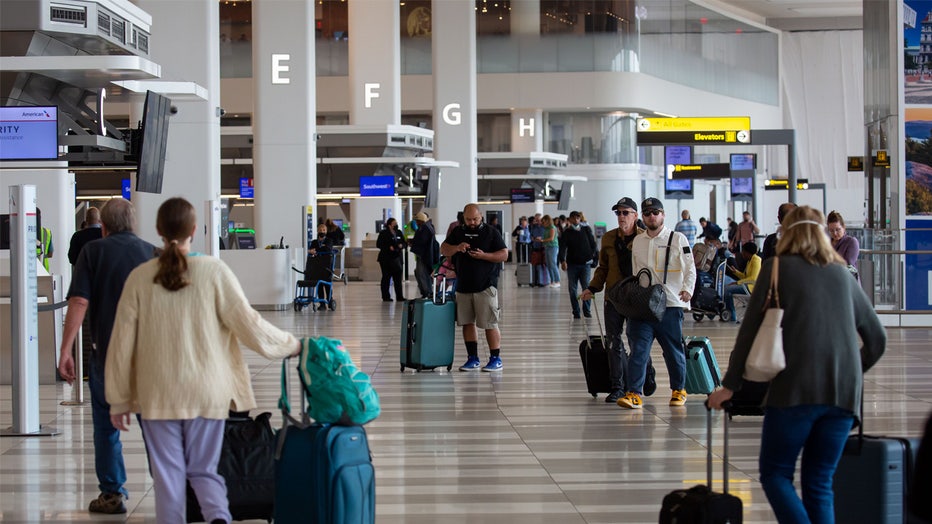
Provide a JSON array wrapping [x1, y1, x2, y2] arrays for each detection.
[[616, 197, 697, 410]]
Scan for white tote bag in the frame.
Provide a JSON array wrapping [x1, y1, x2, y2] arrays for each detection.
[[743, 257, 786, 382]]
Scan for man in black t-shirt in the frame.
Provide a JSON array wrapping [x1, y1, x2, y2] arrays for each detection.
[[441, 204, 508, 372], [57, 199, 156, 515]]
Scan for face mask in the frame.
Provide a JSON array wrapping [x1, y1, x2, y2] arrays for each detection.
[[571, 224, 581, 231], [319, 233, 327, 238]]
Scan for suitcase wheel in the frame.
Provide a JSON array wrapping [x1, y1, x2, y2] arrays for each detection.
[[400, 364, 405, 372], [591, 393, 597, 398], [446, 365, 453, 372]]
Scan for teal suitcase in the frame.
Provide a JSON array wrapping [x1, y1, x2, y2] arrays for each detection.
[[683, 336, 722, 395], [400, 296, 455, 372]]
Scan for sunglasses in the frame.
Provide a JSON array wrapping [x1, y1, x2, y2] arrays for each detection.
[[614, 209, 634, 217], [642, 209, 663, 216]]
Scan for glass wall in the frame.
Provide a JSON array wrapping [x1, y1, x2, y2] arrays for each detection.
[[546, 112, 638, 164]]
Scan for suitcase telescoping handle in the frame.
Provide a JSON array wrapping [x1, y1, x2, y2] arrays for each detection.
[[705, 400, 733, 493], [580, 293, 606, 351]]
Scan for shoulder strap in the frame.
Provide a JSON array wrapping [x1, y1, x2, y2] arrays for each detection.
[[762, 257, 780, 311], [663, 232, 673, 284]]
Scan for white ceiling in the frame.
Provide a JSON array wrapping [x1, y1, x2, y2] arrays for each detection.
[[700, 0, 863, 31]]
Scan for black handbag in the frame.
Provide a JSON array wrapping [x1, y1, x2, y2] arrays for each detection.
[[606, 232, 673, 322]]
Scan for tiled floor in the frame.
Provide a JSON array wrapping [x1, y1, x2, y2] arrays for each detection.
[[2, 268, 930, 523]]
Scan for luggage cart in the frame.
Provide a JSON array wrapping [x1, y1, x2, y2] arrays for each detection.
[[330, 246, 348, 285]]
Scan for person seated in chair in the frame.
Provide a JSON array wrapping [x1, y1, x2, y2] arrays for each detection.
[[724, 242, 761, 323]]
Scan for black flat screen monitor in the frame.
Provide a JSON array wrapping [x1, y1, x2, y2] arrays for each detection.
[[731, 176, 754, 197], [236, 235, 256, 249], [665, 145, 692, 165], [557, 182, 573, 211], [424, 167, 440, 208], [0, 106, 58, 160], [510, 188, 535, 203], [730, 153, 756, 172], [136, 91, 171, 194], [664, 177, 693, 198]]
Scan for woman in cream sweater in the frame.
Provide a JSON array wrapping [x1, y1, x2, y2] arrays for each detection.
[[105, 197, 300, 524]]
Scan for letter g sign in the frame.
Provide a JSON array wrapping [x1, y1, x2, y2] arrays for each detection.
[[442, 103, 461, 126]]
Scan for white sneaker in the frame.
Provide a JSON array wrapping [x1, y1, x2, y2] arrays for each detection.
[[551, 282, 561, 288]]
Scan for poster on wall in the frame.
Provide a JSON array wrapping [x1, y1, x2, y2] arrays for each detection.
[[905, 1, 932, 105], [905, 108, 932, 215]]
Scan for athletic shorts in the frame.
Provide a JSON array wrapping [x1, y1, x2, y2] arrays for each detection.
[[455, 287, 501, 330]]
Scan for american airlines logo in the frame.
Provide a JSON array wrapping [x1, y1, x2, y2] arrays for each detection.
[[20, 111, 51, 118]]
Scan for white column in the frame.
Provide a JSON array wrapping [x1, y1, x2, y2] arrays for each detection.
[[134, 0, 221, 252], [252, 0, 316, 249], [350, 197, 401, 247], [432, 0, 478, 230], [511, 109, 543, 152], [348, 0, 401, 125]]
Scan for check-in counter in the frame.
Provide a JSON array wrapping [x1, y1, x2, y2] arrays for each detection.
[[1, 274, 63, 385], [219, 249, 293, 310]]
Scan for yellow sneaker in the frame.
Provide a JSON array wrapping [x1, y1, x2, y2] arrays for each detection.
[[669, 389, 687, 406], [617, 392, 643, 409]]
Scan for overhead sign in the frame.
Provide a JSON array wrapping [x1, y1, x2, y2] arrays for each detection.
[[764, 178, 809, 190], [637, 116, 751, 145], [359, 175, 395, 197], [510, 188, 536, 203], [667, 163, 731, 180], [847, 156, 864, 172]]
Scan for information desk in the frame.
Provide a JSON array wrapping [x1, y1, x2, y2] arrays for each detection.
[[219, 249, 292, 311], [0, 275, 63, 385]]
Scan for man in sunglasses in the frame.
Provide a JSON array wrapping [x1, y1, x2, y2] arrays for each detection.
[[616, 198, 697, 410], [581, 197, 655, 403]]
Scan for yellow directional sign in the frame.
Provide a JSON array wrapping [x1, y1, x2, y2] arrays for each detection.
[[636, 117, 751, 145]]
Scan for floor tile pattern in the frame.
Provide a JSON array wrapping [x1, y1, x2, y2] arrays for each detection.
[[2, 268, 930, 523]]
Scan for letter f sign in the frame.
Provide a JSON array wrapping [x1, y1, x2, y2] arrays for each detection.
[[365, 83, 381, 108]]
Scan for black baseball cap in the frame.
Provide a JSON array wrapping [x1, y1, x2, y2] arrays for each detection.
[[611, 197, 638, 212], [641, 197, 664, 212]]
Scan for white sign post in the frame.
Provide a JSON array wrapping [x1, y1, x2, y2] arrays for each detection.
[[2, 185, 58, 437]]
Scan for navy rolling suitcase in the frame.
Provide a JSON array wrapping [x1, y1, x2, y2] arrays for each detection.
[[400, 277, 455, 372], [833, 416, 920, 524], [683, 336, 722, 395], [660, 403, 743, 523], [275, 360, 375, 524]]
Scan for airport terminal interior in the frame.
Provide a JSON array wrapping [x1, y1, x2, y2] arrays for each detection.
[[1, 276, 930, 523], [2, 0, 931, 522]]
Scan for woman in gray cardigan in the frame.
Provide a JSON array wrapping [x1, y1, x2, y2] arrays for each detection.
[[709, 206, 886, 524]]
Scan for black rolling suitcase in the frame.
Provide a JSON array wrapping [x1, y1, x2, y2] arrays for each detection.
[[833, 402, 920, 524], [578, 305, 612, 398], [186, 412, 276, 523], [660, 403, 743, 524]]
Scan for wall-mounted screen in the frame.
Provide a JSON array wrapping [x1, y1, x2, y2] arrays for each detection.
[[665, 177, 693, 194], [424, 167, 440, 208], [136, 91, 171, 193], [0, 106, 58, 160], [731, 176, 754, 197], [359, 175, 395, 197], [664, 145, 692, 165], [557, 182, 573, 210], [510, 188, 535, 203], [730, 153, 757, 172]]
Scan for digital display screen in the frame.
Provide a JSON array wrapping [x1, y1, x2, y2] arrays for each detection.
[[665, 145, 692, 165], [0, 106, 58, 160], [665, 178, 693, 192], [121, 179, 131, 200], [510, 188, 536, 203], [731, 176, 754, 196], [730, 153, 756, 171], [239, 177, 254, 199], [359, 175, 395, 197]]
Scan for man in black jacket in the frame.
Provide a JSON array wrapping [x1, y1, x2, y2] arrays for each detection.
[[761, 202, 797, 260], [409, 212, 437, 299], [68, 207, 103, 265], [558, 210, 597, 319]]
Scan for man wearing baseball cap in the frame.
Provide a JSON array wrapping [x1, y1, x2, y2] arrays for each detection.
[[617, 197, 696, 409], [580, 197, 655, 403], [409, 211, 438, 299]]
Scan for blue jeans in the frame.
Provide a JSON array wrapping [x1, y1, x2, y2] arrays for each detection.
[[566, 264, 591, 316], [545, 246, 560, 283], [724, 284, 749, 321], [603, 301, 627, 391], [759, 405, 854, 524], [89, 354, 129, 497], [625, 308, 686, 393]]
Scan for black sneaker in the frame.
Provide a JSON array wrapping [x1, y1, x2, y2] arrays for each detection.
[[583, 311, 592, 318], [88, 492, 126, 514], [644, 363, 657, 397], [605, 389, 624, 403]]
